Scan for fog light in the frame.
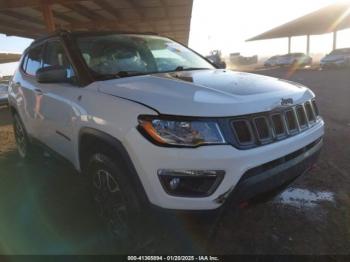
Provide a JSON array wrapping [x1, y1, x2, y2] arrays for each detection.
[[157, 169, 225, 197], [169, 177, 181, 190]]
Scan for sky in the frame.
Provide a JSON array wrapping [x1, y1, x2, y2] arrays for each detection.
[[189, 0, 350, 56], [0, 35, 32, 76], [0, 0, 350, 75]]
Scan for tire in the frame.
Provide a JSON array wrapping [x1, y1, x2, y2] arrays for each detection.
[[87, 152, 147, 246], [13, 113, 36, 159]]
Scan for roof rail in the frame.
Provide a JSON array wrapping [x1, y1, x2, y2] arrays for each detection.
[[29, 29, 163, 47]]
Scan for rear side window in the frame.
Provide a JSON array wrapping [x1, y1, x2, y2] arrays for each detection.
[[22, 45, 43, 76]]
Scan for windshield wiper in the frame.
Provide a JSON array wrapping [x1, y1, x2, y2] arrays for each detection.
[[174, 66, 211, 72], [94, 71, 145, 80], [94, 67, 210, 80]]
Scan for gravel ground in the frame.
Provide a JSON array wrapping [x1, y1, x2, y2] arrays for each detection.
[[0, 67, 349, 254]]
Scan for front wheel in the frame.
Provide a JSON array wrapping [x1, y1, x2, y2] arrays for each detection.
[[87, 152, 147, 245]]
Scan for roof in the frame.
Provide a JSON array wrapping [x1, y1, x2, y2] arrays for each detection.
[[0, 0, 193, 44], [247, 3, 350, 41], [29, 30, 163, 46]]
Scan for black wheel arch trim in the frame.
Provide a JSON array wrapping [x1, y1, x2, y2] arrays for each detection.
[[78, 127, 151, 206]]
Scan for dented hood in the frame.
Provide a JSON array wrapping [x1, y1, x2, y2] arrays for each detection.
[[96, 69, 314, 117]]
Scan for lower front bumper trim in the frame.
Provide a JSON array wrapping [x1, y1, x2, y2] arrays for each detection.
[[221, 137, 323, 205]]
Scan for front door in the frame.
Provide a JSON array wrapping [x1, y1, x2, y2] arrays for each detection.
[[37, 39, 79, 162]]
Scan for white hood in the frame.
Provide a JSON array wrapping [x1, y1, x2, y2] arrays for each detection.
[[95, 69, 314, 117]]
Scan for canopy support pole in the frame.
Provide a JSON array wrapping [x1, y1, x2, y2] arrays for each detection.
[[306, 34, 310, 55], [333, 31, 337, 50], [288, 37, 291, 54], [42, 0, 55, 32]]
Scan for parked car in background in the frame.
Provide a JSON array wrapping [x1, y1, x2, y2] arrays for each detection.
[[264, 55, 280, 67], [230, 53, 258, 66], [206, 50, 226, 68], [276, 53, 312, 67], [320, 48, 350, 69], [0, 83, 8, 106]]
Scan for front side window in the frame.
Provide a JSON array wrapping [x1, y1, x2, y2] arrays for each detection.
[[23, 45, 43, 76], [43, 41, 75, 79], [75, 34, 213, 78]]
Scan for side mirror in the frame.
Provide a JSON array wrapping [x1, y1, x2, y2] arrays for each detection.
[[36, 66, 68, 83]]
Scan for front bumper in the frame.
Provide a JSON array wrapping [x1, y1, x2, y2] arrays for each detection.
[[125, 119, 324, 210], [225, 137, 322, 204]]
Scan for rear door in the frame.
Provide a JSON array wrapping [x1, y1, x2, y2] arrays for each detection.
[[37, 39, 79, 161]]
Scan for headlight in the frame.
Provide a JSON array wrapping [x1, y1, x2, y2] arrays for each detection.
[[138, 116, 226, 147]]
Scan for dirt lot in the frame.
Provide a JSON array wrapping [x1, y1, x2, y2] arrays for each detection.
[[0, 67, 349, 255]]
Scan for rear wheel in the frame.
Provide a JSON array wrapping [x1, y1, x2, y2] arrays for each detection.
[[13, 114, 34, 159]]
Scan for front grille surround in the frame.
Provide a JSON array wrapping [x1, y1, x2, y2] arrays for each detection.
[[230, 99, 321, 149]]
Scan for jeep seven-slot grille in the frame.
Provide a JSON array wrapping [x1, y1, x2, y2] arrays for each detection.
[[230, 99, 320, 149]]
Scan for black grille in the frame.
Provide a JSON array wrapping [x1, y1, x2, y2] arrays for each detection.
[[271, 114, 285, 136], [285, 110, 298, 132], [312, 100, 319, 116], [230, 99, 321, 149], [231, 120, 253, 144], [296, 105, 307, 128], [254, 117, 271, 140], [305, 102, 315, 122]]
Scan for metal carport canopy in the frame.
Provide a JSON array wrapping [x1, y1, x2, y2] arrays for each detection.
[[0, 0, 193, 44], [246, 3, 350, 52]]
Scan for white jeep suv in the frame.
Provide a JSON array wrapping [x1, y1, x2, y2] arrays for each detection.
[[8, 31, 324, 239]]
